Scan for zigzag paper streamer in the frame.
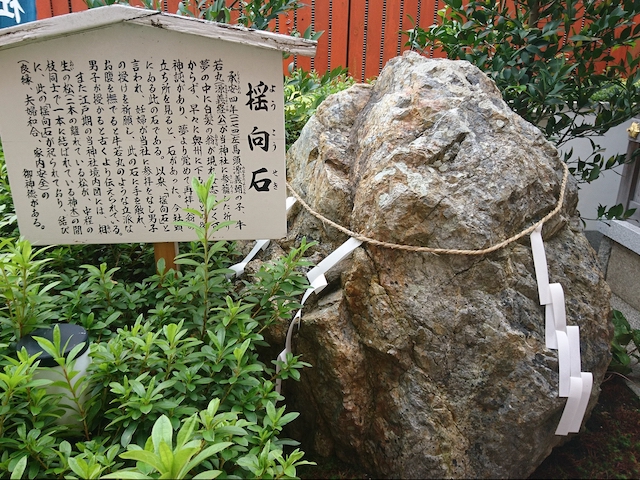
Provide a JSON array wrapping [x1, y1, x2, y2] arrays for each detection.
[[530, 225, 593, 436], [549, 283, 567, 333], [227, 197, 297, 278], [531, 227, 552, 305], [555, 372, 593, 435], [300, 237, 364, 304], [227, 223, 363, 395], [556, 329, 571, 397], [275, 310, 302, 394], [275, 236, 363, 394], [235, 218, 595, 426]]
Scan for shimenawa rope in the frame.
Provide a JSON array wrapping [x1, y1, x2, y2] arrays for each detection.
[[286, 162, 569, 256]]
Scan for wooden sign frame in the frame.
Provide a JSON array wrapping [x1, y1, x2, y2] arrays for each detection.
[[0, 5, 316, 269]]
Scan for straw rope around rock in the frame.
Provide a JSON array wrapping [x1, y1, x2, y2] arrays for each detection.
[[286, 162, 570, 256]]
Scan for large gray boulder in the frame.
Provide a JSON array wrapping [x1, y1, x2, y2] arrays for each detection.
[[276, 51, 612, 478]]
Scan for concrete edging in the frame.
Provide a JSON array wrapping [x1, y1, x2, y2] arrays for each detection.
[[598, 220, 640, 255]]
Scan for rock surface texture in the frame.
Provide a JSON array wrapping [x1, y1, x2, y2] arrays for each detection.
[[278, 52, 612, 478]]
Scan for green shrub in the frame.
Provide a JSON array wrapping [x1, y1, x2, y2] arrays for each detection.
[[85, 0, 312, 35], [0, 3, 345, 475], [0, 239, 59, 341], [0, 175, 315, 479], [177, 0, 301, 31], [0, 145, 17, 239], [610, 309, 640, 375]]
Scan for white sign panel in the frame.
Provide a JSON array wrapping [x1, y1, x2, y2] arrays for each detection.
[[0, 22, 287, 244]]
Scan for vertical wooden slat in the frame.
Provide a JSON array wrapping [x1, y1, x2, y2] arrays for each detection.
[[291, 8, 299, 71], [361, 0, 369, 80], [309, 0, 316, 71], [26, 0, 637, 91], [417, 1, 437, 38], [606, 12, 640, 69], [363, 0, 383, 80], [383, 0, 403, 67], [400, 0, 446, 59], [429, 0, 448, 59], [400, 0, 421, 58], [396, 0, 404, 56], [329, 0, 350, 71], [400, 0, 420, 25], [35, 0, 52, 19], [229, 9, 241, 24], [311, 0, 333, 74], [631, 37, 640, 62], [278, 12, 295, 74], [426, 0, 447, 58], [274, 10, 293, 36], [69, 0, 88, 14], [348, 0, 366, 82], [293, 4, 313, 71], [414, 0, 422, 28], [51, 0, 71, 16], [277, 11, 294, 35], [165, 0, 181, 13]]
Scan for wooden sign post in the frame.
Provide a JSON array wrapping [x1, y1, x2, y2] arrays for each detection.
[[0, 6, 316, 270], [154, 242, 179, 272]]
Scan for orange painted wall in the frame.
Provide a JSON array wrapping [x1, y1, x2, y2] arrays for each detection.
[[34, 1, 640, 82]]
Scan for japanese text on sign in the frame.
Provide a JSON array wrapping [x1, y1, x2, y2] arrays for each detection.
[[0, 24, 287, 244]]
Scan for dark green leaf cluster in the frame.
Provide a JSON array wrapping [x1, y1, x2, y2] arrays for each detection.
[[0, 240, 59, 341], [597, 203, 637, 220], [609, 309, 640, 374], [0, 145, 18, 239], [89, 0, 309, 35], [177, 0, 302, 30]]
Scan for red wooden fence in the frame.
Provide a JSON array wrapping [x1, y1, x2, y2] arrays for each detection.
[[34, 0, 445, 81], [35, 0, 640, 82]]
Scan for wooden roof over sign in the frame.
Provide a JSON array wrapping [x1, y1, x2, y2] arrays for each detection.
[[0, 4, 317, 57]]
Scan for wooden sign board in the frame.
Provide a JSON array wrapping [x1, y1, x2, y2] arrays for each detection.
[[0, 6, 316, 245]]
